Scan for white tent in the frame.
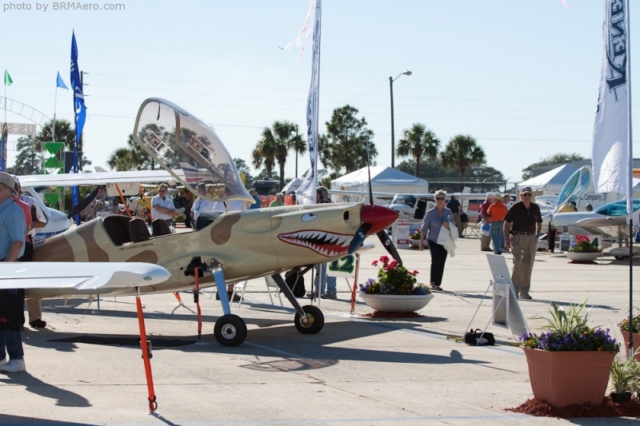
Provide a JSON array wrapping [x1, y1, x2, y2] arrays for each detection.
[[517, 164, 578, 194], [330, 166, 428, 204]]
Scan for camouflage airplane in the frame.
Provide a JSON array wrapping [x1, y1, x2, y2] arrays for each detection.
[[26, 98, 400, 347]]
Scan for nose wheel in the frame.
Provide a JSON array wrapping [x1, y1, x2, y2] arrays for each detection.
[[214, 314, 247, 346], [294, 305, 324, 334]]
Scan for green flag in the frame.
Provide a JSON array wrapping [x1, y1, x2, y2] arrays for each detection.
[[4, 70, 12, 86]]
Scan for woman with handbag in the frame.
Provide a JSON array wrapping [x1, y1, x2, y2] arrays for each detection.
[[419, 190, 454, 292]]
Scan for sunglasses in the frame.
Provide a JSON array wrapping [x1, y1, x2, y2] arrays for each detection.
[[435, 197, 445, 201], [522, 193, 532, 197]]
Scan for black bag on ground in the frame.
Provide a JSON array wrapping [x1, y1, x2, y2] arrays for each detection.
[[464, 329, 495, 346], [284, 270, 306, 298]]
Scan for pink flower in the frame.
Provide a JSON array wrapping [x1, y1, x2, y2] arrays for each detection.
[[388, 260, 398, 270], [411, 270, 419, 276], [379, 255, 390, 264], [372, 260, 379, 266]]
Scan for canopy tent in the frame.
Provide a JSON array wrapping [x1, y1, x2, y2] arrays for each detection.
[[517, 164, 578, 194], [330, 166, 428, 204]]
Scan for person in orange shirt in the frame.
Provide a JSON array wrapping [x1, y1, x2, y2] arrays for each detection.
[[487, 193, 508, 254]]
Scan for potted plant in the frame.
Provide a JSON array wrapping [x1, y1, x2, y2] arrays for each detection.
[[520, 301, 619, 407], [359, 255, 433, 313], [409, 230, 421, 247], [609, 354, 639, 403], [619, 312, 640, 362], [565, 235, 602, 263]]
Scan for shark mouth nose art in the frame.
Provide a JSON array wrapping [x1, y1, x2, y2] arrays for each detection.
[[278, 230, 352, 257]]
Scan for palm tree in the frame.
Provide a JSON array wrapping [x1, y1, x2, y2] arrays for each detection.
[[396, 123, 440, 177], [253, 120, 302, 189], [439, 134, 486, 189], [291, 125, 307, 178], [35, 119, 92, 170]]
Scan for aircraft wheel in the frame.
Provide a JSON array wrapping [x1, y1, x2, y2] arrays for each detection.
[[615, 256, 627, 261], [214, 314, 247, 346], [294, 305, 324, 334]]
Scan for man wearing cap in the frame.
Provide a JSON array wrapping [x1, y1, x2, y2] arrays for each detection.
[[487, 193, 508, 254], [0, 172, 27, 373], [503, 186, 542, 300]]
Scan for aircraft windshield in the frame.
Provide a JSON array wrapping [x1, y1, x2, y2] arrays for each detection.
[[132, 98, 252, 202], [391, 195, 416, 208], [595, 199, 640, 216], [556, 167, 592, 208]]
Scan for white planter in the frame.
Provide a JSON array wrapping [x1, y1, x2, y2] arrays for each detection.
[[359, 293, 434, 312], [409, 239, 420, 247], [565, 251, 601, 263]]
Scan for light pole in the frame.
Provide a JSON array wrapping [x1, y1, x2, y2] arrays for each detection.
[[389, 70, 412, 168]]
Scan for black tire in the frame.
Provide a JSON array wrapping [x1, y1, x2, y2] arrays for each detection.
[[214, 314, 247, 346], [294, 305, 324, 334], [615, 256, 627, 261]]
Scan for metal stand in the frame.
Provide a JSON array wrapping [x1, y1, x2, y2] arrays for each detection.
[[135, 287, 157, 414]]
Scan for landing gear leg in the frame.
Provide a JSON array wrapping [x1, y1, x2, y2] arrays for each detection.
[[212, 269, 246, 346], [271, 273, 325, 335]]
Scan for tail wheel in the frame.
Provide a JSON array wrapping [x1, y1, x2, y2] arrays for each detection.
[[294, 305, 324, 334], [214, 314, 247, 346]]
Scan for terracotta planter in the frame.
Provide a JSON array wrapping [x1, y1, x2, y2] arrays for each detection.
[[620, 331, 640, 362], [523, 348, 616, 407], [359, 293, 433, 313]]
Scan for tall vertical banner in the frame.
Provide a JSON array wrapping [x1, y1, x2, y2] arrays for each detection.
[[0, 123, 7, 172], [70, 31, 86, 224], [592, 0, 635, 359], [296, 0, 321, 205], [592, 0, 630, 206]]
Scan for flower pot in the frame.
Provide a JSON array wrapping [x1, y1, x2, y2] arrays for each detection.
[[409, 239, 420, 248], [620, 331, 640, 362], [610, 392, 633, 403], [522, 348, 616, 407], [564, 251, 601, 263], [359, 293, 434, 313]]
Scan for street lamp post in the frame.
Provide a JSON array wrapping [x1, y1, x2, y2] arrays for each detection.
[[389, 70, 412, 168]]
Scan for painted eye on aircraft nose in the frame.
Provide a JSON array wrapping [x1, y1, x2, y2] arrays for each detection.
[[301, 213, 317, 222]]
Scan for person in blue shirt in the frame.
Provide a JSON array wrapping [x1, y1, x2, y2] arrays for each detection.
[[0, 172, 27, 373], [248, 189, 261, 210], [419, 189, 453, 292]]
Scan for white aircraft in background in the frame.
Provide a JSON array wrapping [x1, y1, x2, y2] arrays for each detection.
[[546, 166, 640, 259]]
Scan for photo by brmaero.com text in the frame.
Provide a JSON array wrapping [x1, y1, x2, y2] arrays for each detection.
[[3, 2, 125, 12]]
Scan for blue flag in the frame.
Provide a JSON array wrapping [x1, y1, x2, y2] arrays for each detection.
[[56, 71, 69, 90], [70, 31, 86, 225]]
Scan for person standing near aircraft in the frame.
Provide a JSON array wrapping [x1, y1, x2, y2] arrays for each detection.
[[503, 194, 512, 210], [312, 186, 338, 299], [487, 193, 508, 255], [14, 177, 47, 328], [503, 186, 542, 300], [479, 194, 493, 252], [419, 190, 454, 292], [152, 183, 176, 226], [248, 189, 261, 209], [191, 182, 216, 229], [270, 193, 285, 207], [447, 195, 463, 238], [0, 172, 27, 373]]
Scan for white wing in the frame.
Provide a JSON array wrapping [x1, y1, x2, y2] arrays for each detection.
[[0, 263, 170, 290], [19, 170, 181, 188]]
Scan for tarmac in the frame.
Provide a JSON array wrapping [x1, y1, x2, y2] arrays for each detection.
[[1, 232, 639, 425]]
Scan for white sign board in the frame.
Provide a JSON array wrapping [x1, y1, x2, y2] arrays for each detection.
[[393, 219, 410, 249], [486, 254, 528, 337], [492, 282, 509, 329], [327, 254, 357, 278]]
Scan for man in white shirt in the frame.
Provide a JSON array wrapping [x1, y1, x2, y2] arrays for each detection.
[[191, 183, 216, 228], [151, 183, 176, 225]]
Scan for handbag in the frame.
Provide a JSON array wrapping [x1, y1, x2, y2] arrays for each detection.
[[464, 329, 495, 346], [480, 223, 490, 237]]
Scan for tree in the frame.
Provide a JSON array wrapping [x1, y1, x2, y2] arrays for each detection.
[[8, 136, 42, 175], [36, 119, 92, 170], [291, 125, 307, 178], [234, 158, 254, 188], [252, 140, 276, 180], [252, 121, 303, 190], [521, 153, 587, 180], [319, 105, 377, 174], [439, 134, 486, 190], [396, 123, 440, 177], [107, 134, 156, 171]]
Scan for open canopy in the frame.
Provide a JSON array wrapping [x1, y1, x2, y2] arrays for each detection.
[[133, 98, 252, 203]]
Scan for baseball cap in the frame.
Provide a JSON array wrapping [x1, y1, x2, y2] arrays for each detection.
[[520, 186, 533, 194], [0, 172, 17, 196]]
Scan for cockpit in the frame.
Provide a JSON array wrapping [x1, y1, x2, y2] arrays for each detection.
[[595, 199, 640, 216]]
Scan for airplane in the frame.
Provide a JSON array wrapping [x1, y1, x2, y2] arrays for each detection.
[[546, 166, 640, 259], [24, 98, 401, 347]]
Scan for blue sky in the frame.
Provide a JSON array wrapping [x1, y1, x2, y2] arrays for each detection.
[[1, 1, 637, 187]]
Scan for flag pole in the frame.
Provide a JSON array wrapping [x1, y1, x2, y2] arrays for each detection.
[[626, 0, 634, 360], [53, 84, 57, 143]]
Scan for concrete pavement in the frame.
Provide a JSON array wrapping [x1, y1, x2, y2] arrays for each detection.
[[0, 235, 638, 425]]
